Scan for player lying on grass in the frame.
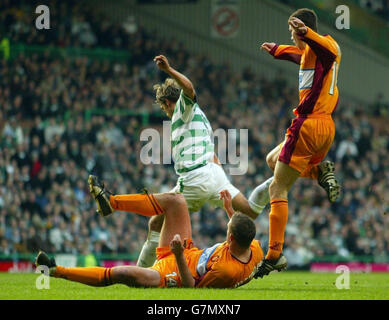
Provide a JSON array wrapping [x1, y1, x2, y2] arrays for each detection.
[[35, 189, 266, 288], [254, 8, 342, 278], [102, 54, 272, 268]]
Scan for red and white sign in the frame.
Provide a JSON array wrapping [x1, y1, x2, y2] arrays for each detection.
[[211, 0, 240, 38], [0, 261, 34, 273], [311, 262, 389, 273]]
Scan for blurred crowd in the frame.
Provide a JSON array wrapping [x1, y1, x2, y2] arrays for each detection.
[[1, 0, 141, 50], [278, 0, 389, 21], [1, 0, 389, 267], [358, 0, 389, 20]]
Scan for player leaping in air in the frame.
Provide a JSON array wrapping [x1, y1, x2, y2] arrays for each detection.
[[86, 55, 272, 268], [35, 190, 264, 288], [254, 8, 342, 278]]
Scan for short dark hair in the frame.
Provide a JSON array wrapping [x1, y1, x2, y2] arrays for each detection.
[[290, 8, 318, 32], [230, 212, 256, 248]]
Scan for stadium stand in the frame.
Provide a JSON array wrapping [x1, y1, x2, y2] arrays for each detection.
[[0, 0, 388, 270], [357, 0, 389, 20], [279, 0, 389, 21]]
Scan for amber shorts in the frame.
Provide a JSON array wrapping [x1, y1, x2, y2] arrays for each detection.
[[278, 116, 335, 173]]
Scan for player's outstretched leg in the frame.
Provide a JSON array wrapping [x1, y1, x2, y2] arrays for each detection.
[[88, 175, 164, 217], [255, 162, 299, 278], [88, 174, 172, 267], [35, 251, 160, 287], [317, 160, 341, 203], [254, 254, 288, 279], [35, 250, 113, 286], [137, 215, 164, 267], [88, 175, 189, 269], [248, 177, 274, 215], [267, 145, 341, 204], [88, 175, 114, 216], [35, 251, 56, 273]]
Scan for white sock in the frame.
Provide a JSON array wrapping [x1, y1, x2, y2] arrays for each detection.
[[248, 176, 274, 215], [136, 231, 160, 267]]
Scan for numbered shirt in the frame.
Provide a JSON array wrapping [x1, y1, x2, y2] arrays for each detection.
[[269, 27, 342, 117], [185, 240, 264, 289], [171, 90, 214, 175]]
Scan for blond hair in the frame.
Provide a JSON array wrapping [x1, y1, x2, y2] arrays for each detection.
[[153, 78, 181, 105]]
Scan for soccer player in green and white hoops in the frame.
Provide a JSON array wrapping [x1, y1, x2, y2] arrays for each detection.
[[88, 55, 273, 267]]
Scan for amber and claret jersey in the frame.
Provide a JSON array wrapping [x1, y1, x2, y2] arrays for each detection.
[[186, 240, 264, 288], [152, 239, 264, 288], [269, 27, 341, 118]]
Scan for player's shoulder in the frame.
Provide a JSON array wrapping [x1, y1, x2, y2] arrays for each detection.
[[325, 34, 341, 56], [323, 33, 339, 45], [251, 239, 261, 249], [251, 240, 264, 261], [180, 89, 196, 104]]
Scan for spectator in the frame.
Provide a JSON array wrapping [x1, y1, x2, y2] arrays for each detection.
[[336, 135, 359, 162]]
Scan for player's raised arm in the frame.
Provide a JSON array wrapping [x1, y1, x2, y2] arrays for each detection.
[[170, 234, 195, 288], [289, 17, 339, 67], [154, 55, 195, 100], [220, 190, 235, 219], [261, 42, 303, 65]]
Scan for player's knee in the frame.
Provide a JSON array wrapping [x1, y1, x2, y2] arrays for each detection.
[[171, 193, 186, 208], [148, 215, 164, 232], [112, 266, 137, 286], [156, 193, 188, 218], [165, 194, 188, 214], [154, 192, 179, 210], [266, 153, 276, 171]]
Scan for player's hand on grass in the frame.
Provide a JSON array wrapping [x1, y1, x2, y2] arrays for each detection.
[[288, 17, 308, 35], [154, 55, 171, 73], [170, 234, 186, 257], [220, 190, 235, 219], [260, 42, 276, 53]]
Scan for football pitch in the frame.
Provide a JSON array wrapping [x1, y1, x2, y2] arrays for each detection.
[[1, 271, 388, 300]]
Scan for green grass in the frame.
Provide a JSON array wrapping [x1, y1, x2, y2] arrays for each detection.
[[1, 272, 388, 300]]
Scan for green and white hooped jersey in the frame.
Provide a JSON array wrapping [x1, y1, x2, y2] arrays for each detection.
[[171, 90, 214, 175]]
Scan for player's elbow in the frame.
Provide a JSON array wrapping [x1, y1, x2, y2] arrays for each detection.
[[186, 87, 196, 100], [266, 153, 276, 171]]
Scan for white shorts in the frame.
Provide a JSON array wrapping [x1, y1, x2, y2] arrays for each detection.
[[170, 162, 240, 212]]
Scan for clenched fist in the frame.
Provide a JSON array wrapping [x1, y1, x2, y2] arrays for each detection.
[[288, 17, 308, 35], [170, 234, 187, 257], [260, 42, 276, 53], [154, 55, 171, 72]]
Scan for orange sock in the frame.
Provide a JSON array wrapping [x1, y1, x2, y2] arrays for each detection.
[[109, 194, 163, 216], [266, 199, 288, 260], [53, 266, 113, 287], [300, 165, 319, 180]]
